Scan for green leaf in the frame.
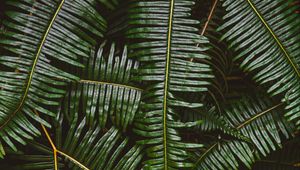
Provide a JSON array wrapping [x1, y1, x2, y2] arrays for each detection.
[[251, 137, 300, 170], [126, 0, 213, 169], [193, 140, 255, 170], [224, 96, 294, 157], [0, 109, 143, 170], [0, 0, 107, 155], [219, 0, 300, 127], [68, 42, 142, 130], [193, 95, 295, 170]]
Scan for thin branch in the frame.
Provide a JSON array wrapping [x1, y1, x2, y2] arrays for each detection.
[[201, 0, 219, 36], [191, 0, 218, 62]]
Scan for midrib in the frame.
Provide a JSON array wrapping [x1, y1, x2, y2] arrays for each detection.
[[79, 79, 143, 91], [0, 0, 65, 129], [236, 103, 282, 129], [163, 0, 174, 169], [246, 0, 300, 77]]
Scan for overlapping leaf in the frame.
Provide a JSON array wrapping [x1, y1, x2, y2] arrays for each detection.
[[0, 0, 106, 157], [54, 107, 143, 170], [68, 42, 141, 130], [0, 112, 143, 170], [252, 137, 300, 170], [193, 140, 255, 170], [225, 96, 294, 157], [193, 96, 294, 170], [126, 0, 213, 169], [219, 0, 300, 127]]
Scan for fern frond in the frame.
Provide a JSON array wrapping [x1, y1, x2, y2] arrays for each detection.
[[68, 42, 141, 130], [126, 0, 213, 168], [252, 137, 300, 170], [219, 0, 300, 127], [224, 96, 294, 157], [0, 110, 143, 170], [0, 0, 107, 157], [193, 140, 255, 170]]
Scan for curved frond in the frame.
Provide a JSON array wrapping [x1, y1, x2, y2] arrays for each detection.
[[252, 137, 300, 170], [193, 96, 295, 170], [0, 0, 107, 156], [193, 140, 255, 170], [69, 42, 142, 130], [224, 96, 294, 157], [53, 113, 143, 170], [126, 0, 213, 169], [1, 125, 143, 170], [219, 0, 300, 127], [183, 106, 248, 141]]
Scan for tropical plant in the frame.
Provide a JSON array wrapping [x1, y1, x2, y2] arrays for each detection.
[[0, 0, 299, 169]]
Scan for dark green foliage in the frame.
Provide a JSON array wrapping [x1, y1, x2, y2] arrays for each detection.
[[0, 0, 106, 158], [0, 0, 299, 169], [219, 0, 300, 128]]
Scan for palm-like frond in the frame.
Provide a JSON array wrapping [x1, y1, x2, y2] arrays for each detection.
[[193, 95, 294, 170], [252, 136, 300, 170], [68, 42, 141, 130], [183, 106, 247, 141], [0, 1, 299, 169], [219, 0, 300, 127], [224, 96, 294, 157], [1, 118, 143, 170], [52, 112, 143, 170], [193, 140, 255, 170], [126, 0, 213, 169], [0, 0, 107, 157], [0, 41, 144, 168]]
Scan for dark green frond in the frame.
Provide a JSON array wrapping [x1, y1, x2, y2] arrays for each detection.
[[0, 0, 106, 157], [224, 96, 294, 157], [193, 95, 295, 170], [1, 108, 143, 170], [219, 0, 300, 127], [54, 116, 143, 170], [68, 42, 142, 130], [193, 140, 255, 170], [252, 136, 300, 170], [0, 1, 299, 169], [183, 106, 247, 141], [126, 0, 213, 169]]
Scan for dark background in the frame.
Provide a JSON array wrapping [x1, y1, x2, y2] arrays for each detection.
[[0, 0, 5, 24]]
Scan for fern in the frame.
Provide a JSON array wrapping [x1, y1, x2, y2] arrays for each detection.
[[0, 0, 299, 169]]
